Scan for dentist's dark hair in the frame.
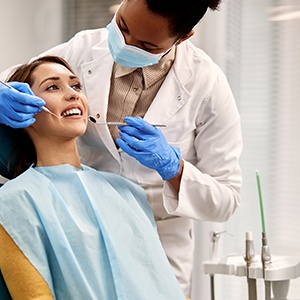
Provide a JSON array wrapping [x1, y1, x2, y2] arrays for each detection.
[[145, 0, 222, 38], [6, 56, 75, 178]]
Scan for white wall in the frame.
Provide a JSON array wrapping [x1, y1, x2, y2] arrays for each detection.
[[0, 0, 63, 72]]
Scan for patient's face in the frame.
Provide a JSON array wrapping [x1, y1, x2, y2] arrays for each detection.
[[29, 62, 88, 139]]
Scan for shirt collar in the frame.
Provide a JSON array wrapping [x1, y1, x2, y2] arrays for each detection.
[[114, 47, 176, 88]]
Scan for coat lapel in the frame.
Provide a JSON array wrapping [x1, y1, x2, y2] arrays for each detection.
[[80, 52, 121, 163], [144, 50, 192, 125]]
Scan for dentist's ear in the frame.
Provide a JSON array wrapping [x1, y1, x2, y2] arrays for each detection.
[[175, 30, 195, 46]]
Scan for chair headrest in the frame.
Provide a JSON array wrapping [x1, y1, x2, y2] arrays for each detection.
[[0, 124, 17, 179]]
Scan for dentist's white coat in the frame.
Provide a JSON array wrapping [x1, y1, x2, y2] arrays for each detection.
[[4, 28, 243, 294]]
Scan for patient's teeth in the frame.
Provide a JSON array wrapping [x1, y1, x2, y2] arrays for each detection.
[[62, 108, 81, 117]]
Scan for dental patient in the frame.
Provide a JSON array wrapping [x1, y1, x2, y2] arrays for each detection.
[[0, 56, 186, 300]]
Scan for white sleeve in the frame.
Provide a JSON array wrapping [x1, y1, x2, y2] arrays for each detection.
[[163, 73, 242, 222]]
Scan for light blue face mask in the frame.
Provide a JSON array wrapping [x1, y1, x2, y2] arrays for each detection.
[[106, 16, 172, 68]]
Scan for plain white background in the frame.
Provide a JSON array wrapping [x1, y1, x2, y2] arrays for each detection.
[[0, 0, 63, 71]]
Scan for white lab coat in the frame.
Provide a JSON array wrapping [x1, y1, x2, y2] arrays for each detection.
[[2, 28, 242, 295]]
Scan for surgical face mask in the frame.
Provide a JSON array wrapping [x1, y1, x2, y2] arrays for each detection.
[[106, 16, 173, 68]]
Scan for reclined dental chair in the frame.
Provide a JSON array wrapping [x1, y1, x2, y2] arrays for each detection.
[[0, 124, 17, 299], [0, 272, 11, 300]]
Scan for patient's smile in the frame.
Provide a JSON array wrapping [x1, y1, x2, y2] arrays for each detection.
[[62, 108, 82, 117]]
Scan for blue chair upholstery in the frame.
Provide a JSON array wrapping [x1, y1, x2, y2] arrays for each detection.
[[0, 271, 11, 299], [0, 125, 12, 298], [0, 124, 17, 180]]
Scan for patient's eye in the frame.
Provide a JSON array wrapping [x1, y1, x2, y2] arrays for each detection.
[[46, 84, 59, 91], [71, 83, 82, 91]]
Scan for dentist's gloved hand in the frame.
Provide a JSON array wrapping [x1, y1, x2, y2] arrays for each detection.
[[0, 82, 45, 128], [116, 116, 180, 180]]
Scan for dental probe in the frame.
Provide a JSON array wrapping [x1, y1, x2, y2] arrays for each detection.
[[0, 80, 13, 89], [88, 115, 166, 127], [0, 80, 61, 119], [40, 107, 62, 119]]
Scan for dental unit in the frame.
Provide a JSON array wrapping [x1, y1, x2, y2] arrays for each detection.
[[203, 171, 300, 300]]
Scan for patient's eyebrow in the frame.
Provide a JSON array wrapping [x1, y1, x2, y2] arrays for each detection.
[[39, 75, 78, 87]]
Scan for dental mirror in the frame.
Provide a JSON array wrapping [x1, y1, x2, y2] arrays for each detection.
[[88, 115, 166, 127]]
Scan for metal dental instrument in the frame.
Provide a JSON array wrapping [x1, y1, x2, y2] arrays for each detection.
[[209, 230, 233, 300], [244, 231, 257, 300], [0, 80, 62, 119], [40, 106, 62, 119], [88, 115, 166, 127], [256, 170, 272, 300], [0, 80, 13, 90]]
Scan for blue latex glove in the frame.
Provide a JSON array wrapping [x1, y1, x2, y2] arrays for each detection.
[[116, 116, 180, 180], [0, 82, 45, 128]]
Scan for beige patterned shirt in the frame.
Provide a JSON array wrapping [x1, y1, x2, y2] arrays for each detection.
[[107, 47, 176, 140]]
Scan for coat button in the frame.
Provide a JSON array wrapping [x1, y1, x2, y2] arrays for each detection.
[[177, 95, 182, 101], [88, 70, 92, 75]]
